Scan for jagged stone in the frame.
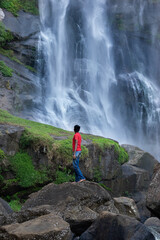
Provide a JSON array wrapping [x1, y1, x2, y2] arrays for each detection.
[[146, 163, 160, 217], [1, 213, 72, 240], [121, 144, 158, 176], [79, 211, 155, 240], [0, 124, 24, 155], [113, 196, 140, 220]]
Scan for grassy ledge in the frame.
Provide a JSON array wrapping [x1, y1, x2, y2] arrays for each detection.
[[0, 0, 39, 17], [0, 109, 128, 164]]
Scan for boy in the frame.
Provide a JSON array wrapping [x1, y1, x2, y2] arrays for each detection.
[[72, 125, 86, 183]]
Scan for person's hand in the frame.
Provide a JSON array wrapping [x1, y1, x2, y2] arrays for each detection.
[[73, 154, 76, 159]]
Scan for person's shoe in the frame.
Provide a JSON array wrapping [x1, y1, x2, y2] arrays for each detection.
[[78, 179, 86, 183]]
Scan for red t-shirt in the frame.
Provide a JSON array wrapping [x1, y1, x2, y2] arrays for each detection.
[[72, 132, 81, 151]]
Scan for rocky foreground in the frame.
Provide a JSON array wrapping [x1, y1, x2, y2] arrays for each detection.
[[0, 176, 160, 240]]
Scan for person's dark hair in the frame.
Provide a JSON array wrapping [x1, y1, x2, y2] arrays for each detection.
[[74, 125, 80, 133]]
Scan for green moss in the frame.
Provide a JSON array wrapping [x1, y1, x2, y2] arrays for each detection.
[[93, 166, 102, 182], [0, 148, 5, 161], [54, 167, 75, 184], [0, 0, 38, 16], [0, 22, 13, 47], [0, 48, 37, 73], [9, 152, 47, 188], [0, 61, 13, 77], [0, 48, 22, 64]]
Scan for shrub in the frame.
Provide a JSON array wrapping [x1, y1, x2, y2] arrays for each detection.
[[10, 152, 43, 187], [9, 199, 21, 211], [0, 148, 5, 161], [54, 168, 75, 184], [0, 22, 13, 46], [0, 61, 13, 77]]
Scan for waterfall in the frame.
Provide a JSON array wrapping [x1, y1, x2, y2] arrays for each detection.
[[36, 0, 160, 160]]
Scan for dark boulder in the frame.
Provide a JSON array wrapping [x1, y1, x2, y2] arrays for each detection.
[[22, 181, 111, 211], [79, 211, 155, 240], [146, 163, 160, 217]]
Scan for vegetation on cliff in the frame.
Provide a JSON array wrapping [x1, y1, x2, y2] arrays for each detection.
[[0, 22, 13, 47], [0, 60, 13, 77], [0, 0, 39, 16], [0, 109, 128, 210]]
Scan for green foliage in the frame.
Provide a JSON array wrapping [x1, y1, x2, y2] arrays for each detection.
[[0, 61, 13, 77], [0, 48, 37, 73], [9, 152, 47, 187], [98, 183, 112, 191], [0, 22, 13, 46], [0, 174, 4, 183], [54, 167, 75, 184], [25, 65, 36, 73], [0, 148, 5, 161], [20, 0, 39, 15], [93, 166, 102, 182], [9, 200, 22, 211], [0, 48, 21, 64], [0, 0, 38, 16]]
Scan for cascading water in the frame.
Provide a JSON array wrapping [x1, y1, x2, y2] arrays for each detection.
[[36, 0, 160, 160]]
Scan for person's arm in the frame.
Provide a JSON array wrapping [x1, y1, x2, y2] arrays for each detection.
[[73, 139, 78, 159]]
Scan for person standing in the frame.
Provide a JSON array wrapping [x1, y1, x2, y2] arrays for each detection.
[[72, 125, 86, 183]]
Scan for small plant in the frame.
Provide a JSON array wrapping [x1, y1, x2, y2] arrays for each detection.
[[93, 166, 102, 182], [0, 22, 13, 46], [0, 61, 13, 77], [9, 199, 22, 211], [54, 167, 75, 184], [0, 148, 5, 161], [98, 183, 112, 191]]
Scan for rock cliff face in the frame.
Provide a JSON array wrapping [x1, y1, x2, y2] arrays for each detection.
[[0, 8, 40, 118]]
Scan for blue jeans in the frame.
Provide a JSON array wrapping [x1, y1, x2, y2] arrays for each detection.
[[73, 151, 85, 182]]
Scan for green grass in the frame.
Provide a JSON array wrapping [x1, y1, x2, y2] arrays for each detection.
[[0, 0, 39, 17], [0, 48, 21, 64], [82, 134, 128, 164], [0, 109, 128, 165], [0, 22, 13, 47], [0, 61, 13, 77], [0, 47, 37, 73]]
